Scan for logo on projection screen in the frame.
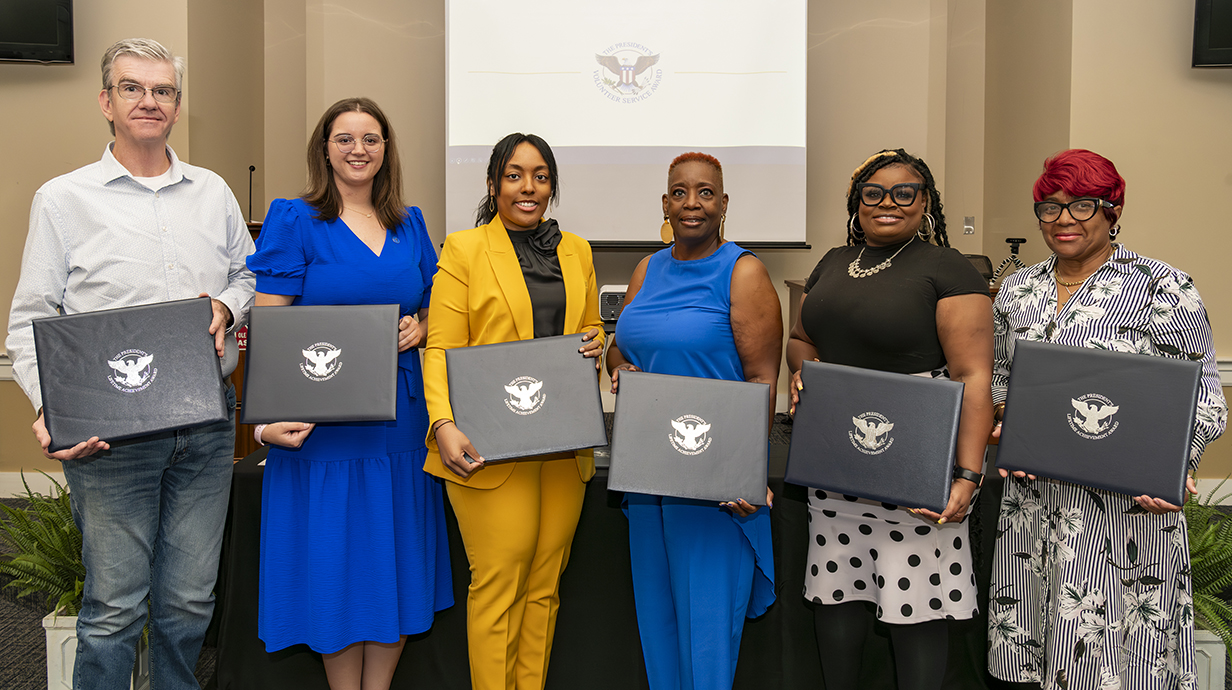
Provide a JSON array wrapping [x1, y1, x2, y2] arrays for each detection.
[[593, 43, 662, 103]]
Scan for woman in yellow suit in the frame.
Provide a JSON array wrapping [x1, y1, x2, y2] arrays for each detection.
[[422, 132, 604, 690]]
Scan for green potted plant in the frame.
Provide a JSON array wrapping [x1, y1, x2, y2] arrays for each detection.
[[0, 471, 147, 690], [0, 472, 83, 615], [1185, 479, 1232, 689]]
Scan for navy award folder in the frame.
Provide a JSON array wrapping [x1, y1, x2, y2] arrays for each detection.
[[607, 370, 771, 504], [32, 297, 228, 452], [445, 334, 607, 462], [997, 339, 1201, 505], [241, 304, 399, 423], [784, 360, 965, 513]]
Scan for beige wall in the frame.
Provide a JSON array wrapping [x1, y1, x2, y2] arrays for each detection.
[[2, 0, 1229, 478], [983, 0, 1073, 268], [188, 0, 265, 220]]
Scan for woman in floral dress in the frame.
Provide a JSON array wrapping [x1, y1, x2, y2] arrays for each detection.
[[987, 149, 1227, 690]]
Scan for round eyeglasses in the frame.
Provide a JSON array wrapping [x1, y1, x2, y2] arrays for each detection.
[[857, 182, 921, 207], [329, 134, 386, 154], [1033, 198, 1114, 223], [110, 82, 179, 104]]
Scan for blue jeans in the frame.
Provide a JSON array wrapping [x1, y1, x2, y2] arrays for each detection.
[[61, 386, 235, 690]]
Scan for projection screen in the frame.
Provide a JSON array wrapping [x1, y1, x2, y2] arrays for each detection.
[[446, 0, 807, 246]]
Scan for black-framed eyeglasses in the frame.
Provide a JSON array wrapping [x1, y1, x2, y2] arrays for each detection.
[[110, 81, 179, 104], [329, 134, 386, 154], [1033, 198, 1113, 223], [857, 182, 921, 207]]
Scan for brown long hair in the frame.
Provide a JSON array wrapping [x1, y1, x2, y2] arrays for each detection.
[[303, 97, 405, 229]]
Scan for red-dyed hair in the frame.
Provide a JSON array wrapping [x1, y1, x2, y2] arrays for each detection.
[[668, 152, 723, 187], [1033, 149, 1125, 222]]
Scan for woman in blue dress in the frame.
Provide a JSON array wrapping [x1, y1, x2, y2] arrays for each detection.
[[605, 152, 781, 690], [247, 97, 452, 690]]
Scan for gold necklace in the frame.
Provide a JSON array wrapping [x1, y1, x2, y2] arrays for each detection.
[[344, 206, 374, 219], [1054, 245, 1114, 298], [1054, 246, 1114, 289], [848, 238, 914, 278]]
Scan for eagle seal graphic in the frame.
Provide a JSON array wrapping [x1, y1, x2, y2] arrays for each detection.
[[593, 43, 663, 101], [300, 342, 343, 382], [669, 414, 712, 455], [107, 349, 158, 392], [849, 412, 895, 455], [595, 53, 660, 94], [504, 376, 546, 415], [1068, 393, 1120, 439]]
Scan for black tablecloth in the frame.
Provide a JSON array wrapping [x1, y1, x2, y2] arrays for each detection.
[[210, 446, 1008, 689]]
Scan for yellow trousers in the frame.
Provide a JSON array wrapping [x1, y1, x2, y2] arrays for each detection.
[[445, 457, 586, 690]]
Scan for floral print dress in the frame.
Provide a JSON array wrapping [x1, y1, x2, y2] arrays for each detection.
[[986, 244, 1227, 690]]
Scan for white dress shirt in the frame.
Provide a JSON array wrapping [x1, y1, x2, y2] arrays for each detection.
[[6, 144, 256, 411]]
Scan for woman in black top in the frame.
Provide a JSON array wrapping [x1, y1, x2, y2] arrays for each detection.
[[786, 149, 993, 690]]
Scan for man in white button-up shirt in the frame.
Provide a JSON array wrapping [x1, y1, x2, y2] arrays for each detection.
[[5, 38, 255, 690]]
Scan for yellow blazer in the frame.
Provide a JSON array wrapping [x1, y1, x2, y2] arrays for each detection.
[[423, 215, 604, 488]]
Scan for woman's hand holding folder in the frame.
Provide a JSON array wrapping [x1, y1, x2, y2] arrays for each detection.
[[435, 420, 485, 478]]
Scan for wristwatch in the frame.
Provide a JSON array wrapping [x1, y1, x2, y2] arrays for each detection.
[[953, 467, 983, 487]]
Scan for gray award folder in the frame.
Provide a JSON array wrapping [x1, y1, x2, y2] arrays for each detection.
[[784, 360, 964, 513], [32, 297, 228, 452], [241, 304, 398, 423], [608, 371, 771, 504], [997, 339, 1201, 505], [445, 334, 607, 462]]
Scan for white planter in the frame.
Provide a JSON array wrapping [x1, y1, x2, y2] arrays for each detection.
[[42, 611, 150, 690], [1194, 629, 1227, 690]]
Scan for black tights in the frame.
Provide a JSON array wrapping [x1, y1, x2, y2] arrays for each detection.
[[814, 601, 950, 690]]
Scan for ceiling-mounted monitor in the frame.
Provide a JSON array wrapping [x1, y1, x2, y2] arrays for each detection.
[[1193, 0, 1232, 67], [0, 0, 73, 64]]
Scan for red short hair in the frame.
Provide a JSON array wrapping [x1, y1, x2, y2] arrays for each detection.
[[668, 152, 723, 187], [1033, 149, 1125, 222]]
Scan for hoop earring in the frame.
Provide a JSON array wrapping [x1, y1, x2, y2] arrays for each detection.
[[918, 213, 935, 242], [488, 197, 495, 213], [660, 214, 673, 243], [719, 214, 726, 241], [848, 213, 865, 241], [1109, 224, 1121, 240]]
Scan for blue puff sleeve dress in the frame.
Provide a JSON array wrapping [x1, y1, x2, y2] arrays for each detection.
[[248, 198, 453, 653], [613, 241, 776, 690]]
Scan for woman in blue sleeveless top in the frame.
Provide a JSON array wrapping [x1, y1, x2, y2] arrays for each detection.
[[605, 152, 781, 690]]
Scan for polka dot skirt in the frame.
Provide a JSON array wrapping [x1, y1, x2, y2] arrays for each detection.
[[803, 489, 978, 624]]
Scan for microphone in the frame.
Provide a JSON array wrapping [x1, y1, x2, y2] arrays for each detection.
[[248, 165, 256, 221]]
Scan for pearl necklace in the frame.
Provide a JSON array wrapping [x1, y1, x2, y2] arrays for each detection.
[[848, 238, 914, 279]]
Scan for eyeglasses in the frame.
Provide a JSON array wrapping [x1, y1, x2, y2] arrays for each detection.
[[110, 82, 179, 104], [329, 134, 386, 153], [857, 182, 921, 207], [1033, 198, 1114, 222]]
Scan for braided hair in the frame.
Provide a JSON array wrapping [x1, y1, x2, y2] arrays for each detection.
[[845, 148, 949, 248]]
